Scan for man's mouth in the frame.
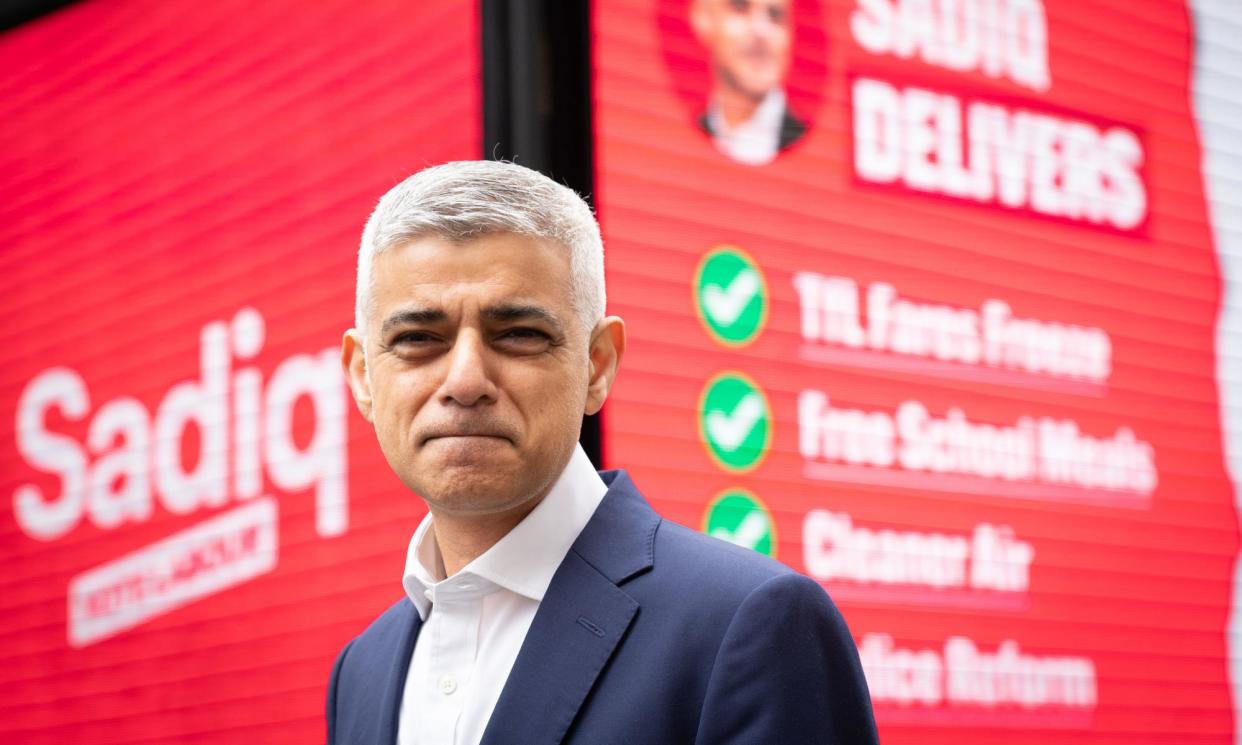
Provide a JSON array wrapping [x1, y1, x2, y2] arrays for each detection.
[[742, 43, 773, 61], [420, 431, 514, 445]]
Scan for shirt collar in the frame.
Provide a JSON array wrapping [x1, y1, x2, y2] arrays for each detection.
[[402, 443, 607, 620], [706, 88, 786, 166]]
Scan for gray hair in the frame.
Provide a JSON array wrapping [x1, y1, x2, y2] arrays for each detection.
[[355, 160, 606, 335]]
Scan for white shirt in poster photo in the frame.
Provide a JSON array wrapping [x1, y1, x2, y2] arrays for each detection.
[[706, 87, 788, 166]]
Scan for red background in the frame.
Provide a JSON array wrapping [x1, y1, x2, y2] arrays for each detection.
[[0, 0, 1236, 742], [0, 0, 478, 741]]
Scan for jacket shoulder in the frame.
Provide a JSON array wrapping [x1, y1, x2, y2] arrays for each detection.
[[647, 518, 797, 597], [779, 104, 808, 150]]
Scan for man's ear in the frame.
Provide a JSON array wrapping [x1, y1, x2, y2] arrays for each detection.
[[690, 0, 712, 44], [584, 316, 626, 416], [341, 329, 374, 423]]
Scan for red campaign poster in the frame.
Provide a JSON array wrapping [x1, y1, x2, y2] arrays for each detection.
[[595, 0, 1237, 741], [0, 0, 478, 742]]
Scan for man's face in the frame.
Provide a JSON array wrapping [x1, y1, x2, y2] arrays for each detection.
[[342, 233, 622, 518], [692, 0, 793, 101]]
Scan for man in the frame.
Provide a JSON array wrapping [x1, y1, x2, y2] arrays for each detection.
[[327, 160, 876, 744], [692, 0, 808, 165]]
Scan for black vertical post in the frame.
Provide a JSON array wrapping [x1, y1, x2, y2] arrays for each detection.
[[482, 0, 602, 467], [0, 0, 77, 31]]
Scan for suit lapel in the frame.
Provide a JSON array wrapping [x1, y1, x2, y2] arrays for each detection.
[[479, 471, 659, 745], [479, 551, 638, 745]]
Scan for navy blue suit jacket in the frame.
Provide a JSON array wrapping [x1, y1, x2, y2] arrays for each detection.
[[326, 470, 878, 744]]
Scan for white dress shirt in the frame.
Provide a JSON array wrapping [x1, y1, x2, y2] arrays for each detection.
[[397, 444, 607, 745], [706, 88, 788, 166]]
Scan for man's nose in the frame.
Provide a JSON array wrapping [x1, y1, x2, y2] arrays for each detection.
[[439, 331, 498, 407]]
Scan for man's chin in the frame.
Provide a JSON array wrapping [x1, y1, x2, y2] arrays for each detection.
[[723, 67, 784, 100], [741, 79, 781, 99], [414, 469, 537, 517]]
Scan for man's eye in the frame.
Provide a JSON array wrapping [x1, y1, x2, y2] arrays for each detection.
[[388, 332, 444, 354], [502, 328, 547, 339], [496, 328, 553, 350]]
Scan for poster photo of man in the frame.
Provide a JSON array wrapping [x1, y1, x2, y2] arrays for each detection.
[[690, 0, 808, 165]]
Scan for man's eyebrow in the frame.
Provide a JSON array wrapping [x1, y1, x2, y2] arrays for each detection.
[[483, 304, 564, 330], [380, 308, 447, 336]]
